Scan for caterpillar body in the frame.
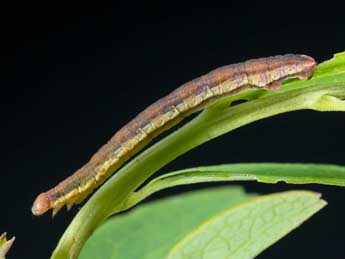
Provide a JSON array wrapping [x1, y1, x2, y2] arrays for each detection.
[[32, 54, 316, 216]]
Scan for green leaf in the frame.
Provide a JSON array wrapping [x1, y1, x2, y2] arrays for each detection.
[[0, 233, 15, 259], [0, 234, 5, 247], [79, 189, 325, 259], [52, 53, 345, 259], [167, 191, 326, 259], [79, 187, 255, 259], [123, 163, 345, 209]]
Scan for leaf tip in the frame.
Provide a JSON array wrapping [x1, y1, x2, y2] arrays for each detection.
[[0, 233, 15, 258]]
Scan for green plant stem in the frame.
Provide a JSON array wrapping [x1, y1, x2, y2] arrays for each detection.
[[123, 163, 345, 210], [51, 82, 345, 259]]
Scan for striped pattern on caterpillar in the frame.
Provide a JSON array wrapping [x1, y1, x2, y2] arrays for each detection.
[[32, 54, 316, 216]]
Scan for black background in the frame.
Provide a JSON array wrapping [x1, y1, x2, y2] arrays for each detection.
[[1, 2, 345, 259]]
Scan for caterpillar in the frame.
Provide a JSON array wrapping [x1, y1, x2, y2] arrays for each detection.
[[32, 54, 316, 216]]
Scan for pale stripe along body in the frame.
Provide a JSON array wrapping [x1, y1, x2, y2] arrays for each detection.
[[32, 54, 316, 216]]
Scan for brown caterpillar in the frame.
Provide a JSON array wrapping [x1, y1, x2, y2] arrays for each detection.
[[32, 54, 316, 216]]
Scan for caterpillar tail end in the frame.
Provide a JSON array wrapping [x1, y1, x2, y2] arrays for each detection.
[[32, 193, 51, 216]]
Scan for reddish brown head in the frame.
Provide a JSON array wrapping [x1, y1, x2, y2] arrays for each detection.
[[32, 192, 51, 216]]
